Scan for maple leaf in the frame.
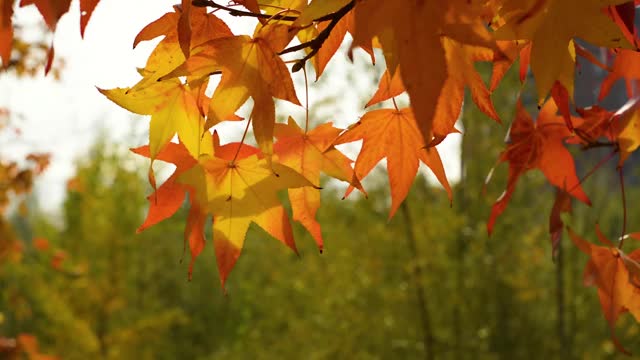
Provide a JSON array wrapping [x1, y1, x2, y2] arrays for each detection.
[[131, 142, 199, 233], [487, 40, 533, 92], [494, 0, 633, 101], [569, 106, 618, 145], [335, 107, 452, 218], [488, 40, 527, 92], [79, 0, 100, 37], [296, 12, 350, 79], [548, 190, 571, 259], [101, 5, 236, 164], [99, 80, 204, 160], [0, 0, 13, 67], [488, 99, 590, 234], [179, 144, 316, 287], [351, 1, 497, 142], [131, 5, 232, 88], [291, 0, 351, 28], [350, 2, 444, 146], [366, 37, 500, 142], [599, 49, 640, 101], [613, 97, 640, 166], [568, 226, 640, 354], [17, 333, 59, 360], [131, 139, 211, 278], [20, 0, 71, 31], [165, 23, 300, 160], [365, 67, 405, 109], [274, 117, 363, 250]]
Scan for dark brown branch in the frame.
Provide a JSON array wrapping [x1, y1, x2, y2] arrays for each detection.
[[281, 1, 355, 72], [581, 141, 616, 150], [192, 0, 298, 21], [192, 0, 355, 73]]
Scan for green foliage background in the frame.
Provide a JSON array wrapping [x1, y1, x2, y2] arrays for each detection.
[[1, 68, 640, 360]]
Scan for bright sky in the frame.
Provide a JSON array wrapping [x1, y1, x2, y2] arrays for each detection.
[[0, 0, 461, 212]]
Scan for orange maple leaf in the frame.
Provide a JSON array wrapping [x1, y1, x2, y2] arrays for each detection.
[[351, 1, 496, 143], [489, 41, 529, 91], [494, 0, 633, 101], [488, 99, 590, 234], [335, 107, 452, 218], [132, 142, 198, 232], [131, 140, 209, 278], [569, 106, 618, 146], [366, 37, 500, 142], [79, 0, 100, 37], [16, 0, 100, 72], [19, 0, 71, 31], [568, 226, 640, 355], [274, 117, 363, 250], [0, 0, 13, 67], [599, 49, 640, 101], [132, 4, 232, 88], [548, 190, 571, 258], [17, 333, 59, 360], [296, 11, 350, 79], [613, 97, 640, 166]]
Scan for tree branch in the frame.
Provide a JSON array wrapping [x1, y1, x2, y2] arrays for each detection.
[[192, 0, 298, 21], [281, 0, 355, 72], [192, 0, 355, 73]]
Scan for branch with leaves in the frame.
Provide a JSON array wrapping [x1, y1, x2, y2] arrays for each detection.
[[5, 0, 640, 354]]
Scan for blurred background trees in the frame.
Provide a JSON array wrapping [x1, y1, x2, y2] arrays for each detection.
[[1, 63, 639, 360]]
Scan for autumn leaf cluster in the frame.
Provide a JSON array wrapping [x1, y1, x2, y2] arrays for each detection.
[[6, 0, 640, 353]]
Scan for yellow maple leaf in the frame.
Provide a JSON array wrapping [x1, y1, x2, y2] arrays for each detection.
[[179, 151, 315, 287], [164, 23, 300, 161], [99, 80, 204, 160]]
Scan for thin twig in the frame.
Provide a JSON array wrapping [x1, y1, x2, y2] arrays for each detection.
[[581, 141, 616, 150], [567, 149, 617, 195], [303, 65, 310, 133], [192, 0, 298, 21], [280, 1, 355, 72], [193, 0, 355, 73], [232, 115, 252, 163], [392, 97, 399, 111], [618, 167, 627, 249], [193, 0, 352, 23]]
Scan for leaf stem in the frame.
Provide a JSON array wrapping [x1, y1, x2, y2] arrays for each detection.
[[233, 115, 252, 164], [303, 65, 310, 133], [568, 149, 616, 194], [618, 167, 627, 249]]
